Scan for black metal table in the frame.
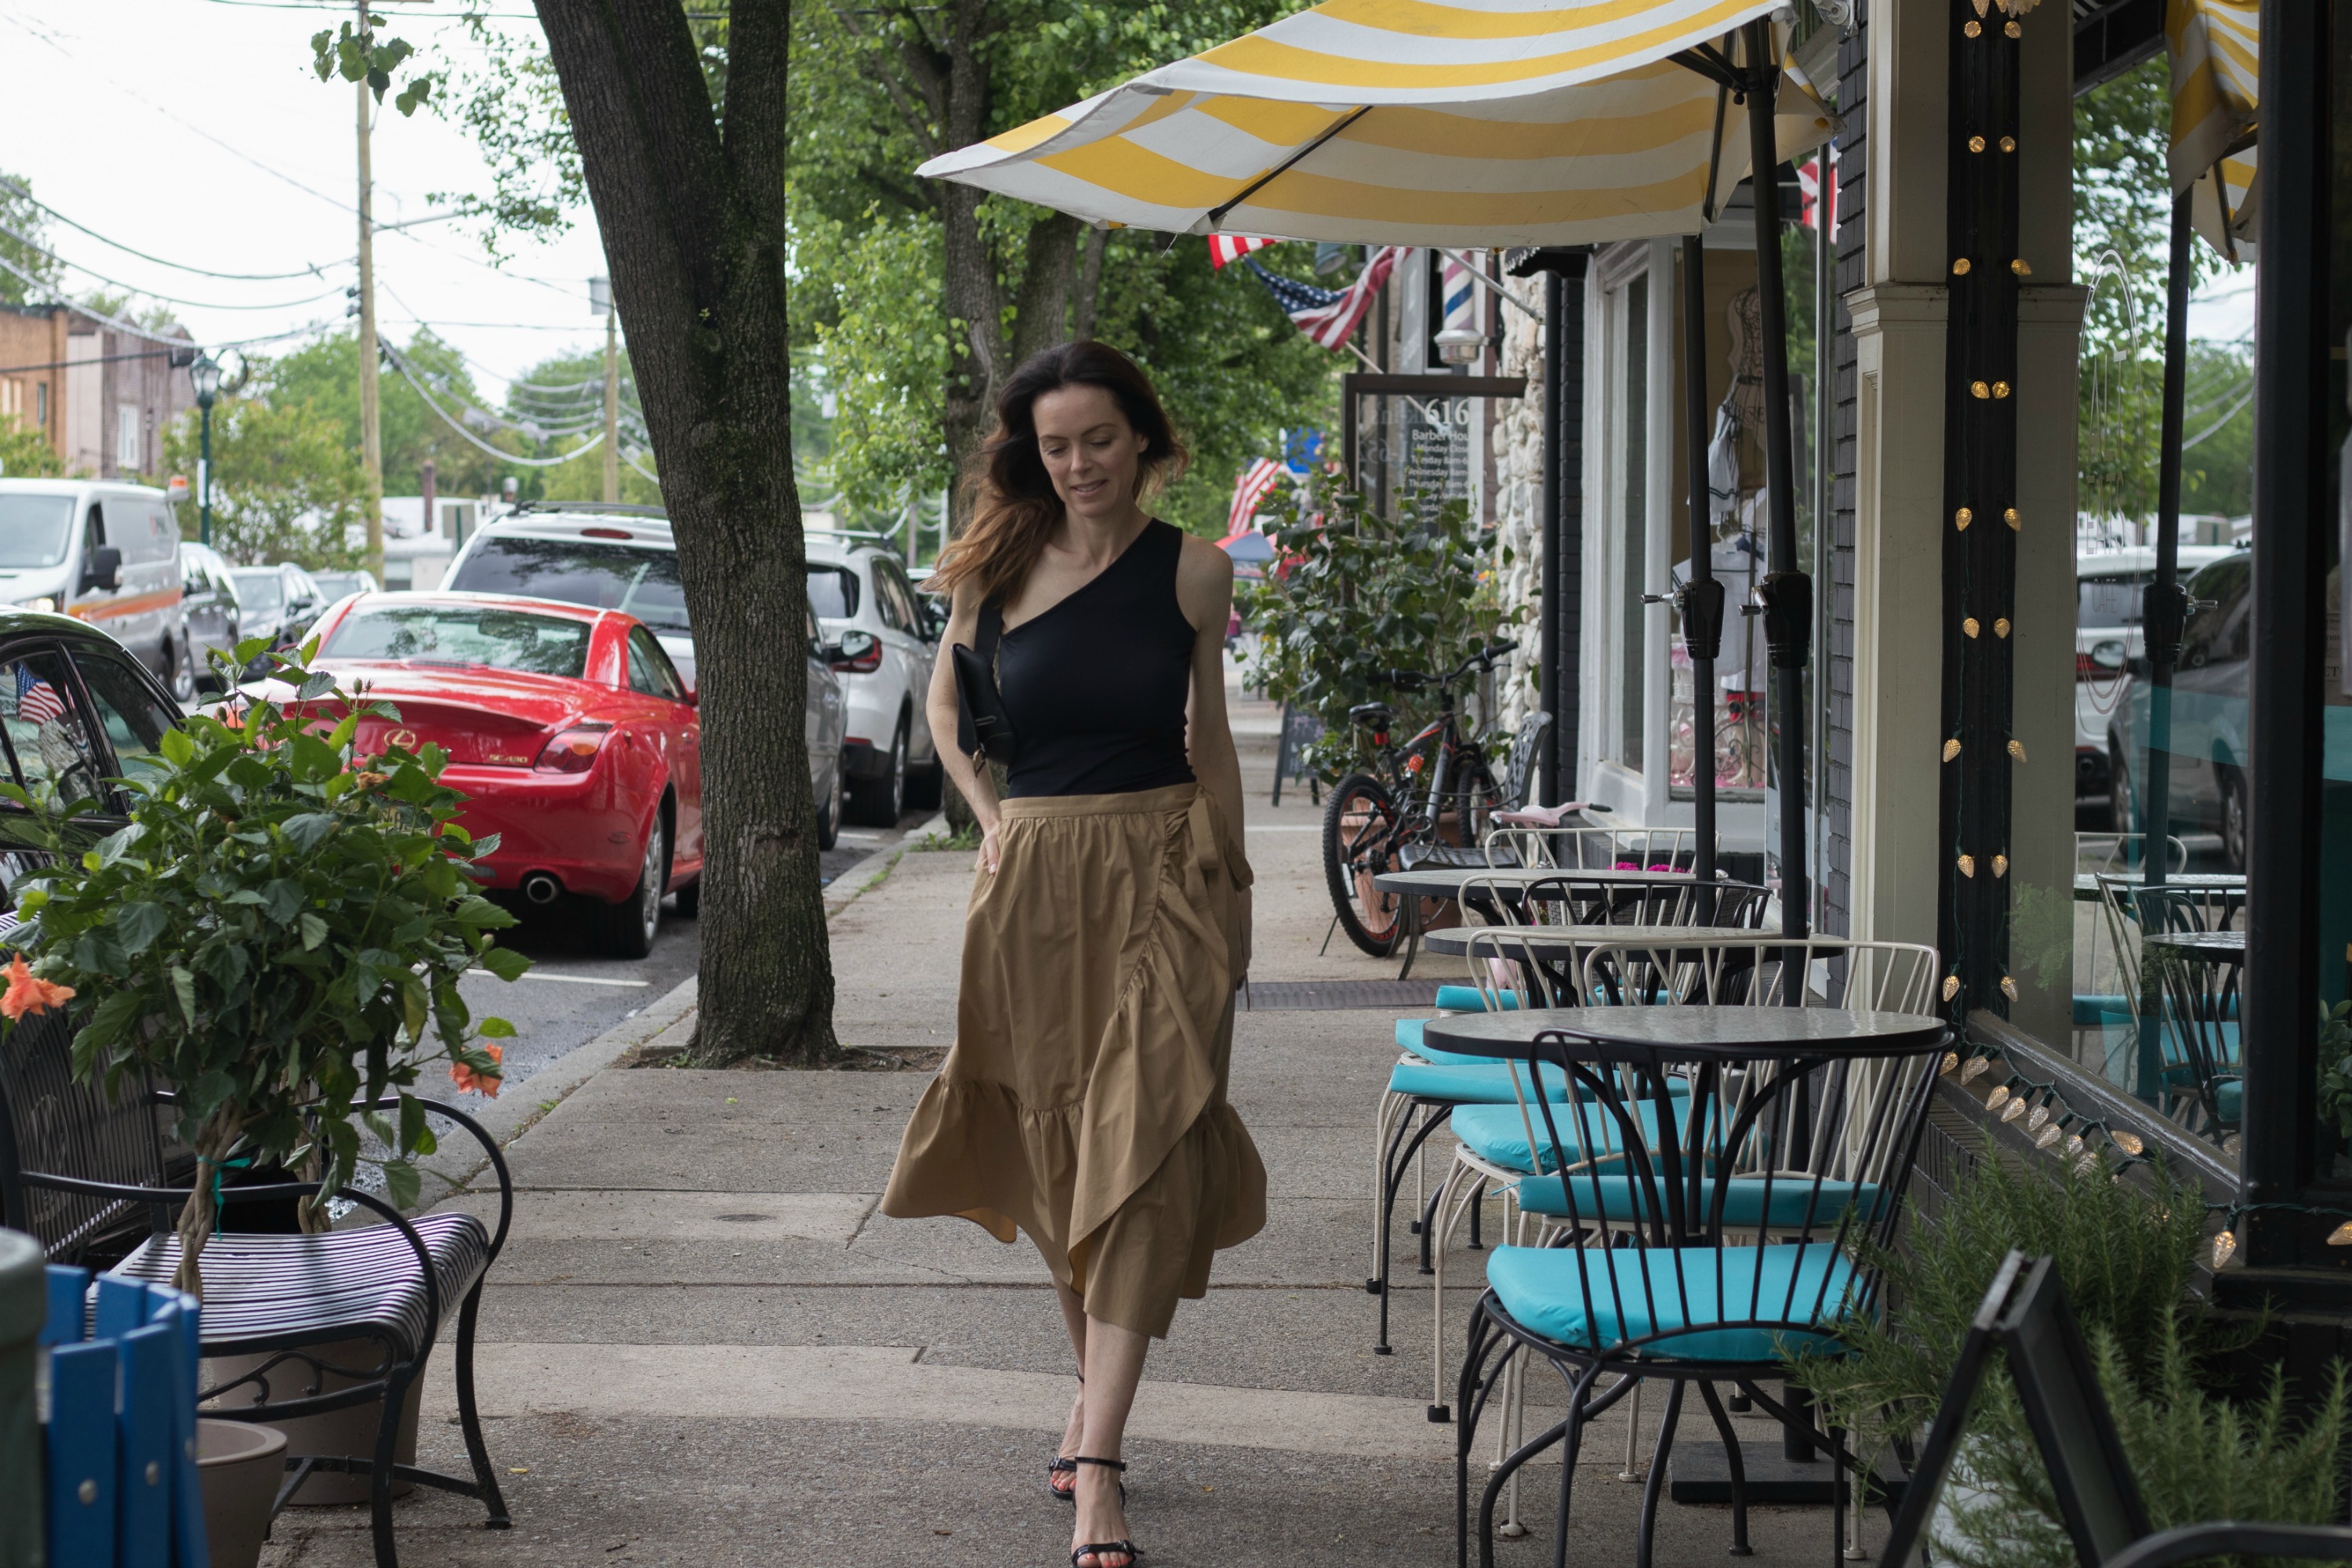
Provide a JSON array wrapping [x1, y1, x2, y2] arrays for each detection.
[[1424, 1004, 1950, 1062], [1370, 866, 1705, 979], [2072, 872, 2245, 903]]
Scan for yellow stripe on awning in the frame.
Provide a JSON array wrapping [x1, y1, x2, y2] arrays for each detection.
[[2166, 0, 2258, 261], [916, 0, 1830, 249]]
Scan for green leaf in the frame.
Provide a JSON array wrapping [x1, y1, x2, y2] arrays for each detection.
[[452, 895, 517, 929], [381, 1158, 421, 1211], [298, 912, 328, 950], [169, 965, 199, 1025], [281, 812, 339, 851], [477, 1015, 516, 1039], [116, 902, 169, 955], [476, 946, 532, 982], [262, 879, 306, 926], [398, 1093, 434, 1157]]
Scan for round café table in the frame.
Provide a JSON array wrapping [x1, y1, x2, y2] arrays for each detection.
[[1424, 1004, 1951, 1062], [1422, 924, 1802, 1011], [1370, 865, 1710, 980], [2072, 872, 2244, 903]]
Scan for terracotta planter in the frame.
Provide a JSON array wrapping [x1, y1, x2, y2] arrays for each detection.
[[197, 1418, 287, 1568], [204, 1339, 423, 1505]]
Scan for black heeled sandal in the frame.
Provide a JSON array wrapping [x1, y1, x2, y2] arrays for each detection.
[[1068, 1457, 1136, 1567]]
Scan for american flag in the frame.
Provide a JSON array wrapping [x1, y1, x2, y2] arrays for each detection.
[[1242, 247, 1405, 350], [14, 665, 64, 725], [1208, 234, 1278, 270], [1226, 458, 1287, 537], [1798, 145, 1838, 240]]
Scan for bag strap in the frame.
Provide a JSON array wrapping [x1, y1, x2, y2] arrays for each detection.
[[977, 598, 1004, 664]]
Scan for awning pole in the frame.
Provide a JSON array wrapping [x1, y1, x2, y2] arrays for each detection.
[[1743, 19, 1812, 971], [1540, 268, 1566, 806], [1680, 234, 1722, 886], [2140, 192, 2195, 894]]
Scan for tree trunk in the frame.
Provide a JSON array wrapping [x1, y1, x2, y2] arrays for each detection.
[[1010, 212, 1081, 366], [1072, 226, 1109, 343], [172, 1112, 242, 1300], [535, 0, 835, 1066]]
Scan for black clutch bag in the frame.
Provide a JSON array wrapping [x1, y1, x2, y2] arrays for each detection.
[[953, 598, 1018, 765]]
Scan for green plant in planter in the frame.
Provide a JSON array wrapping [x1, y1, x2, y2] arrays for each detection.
[[4, 639, 525, 1297], [1790, 1141, 2345, 1568], [1238, 477, 1519, 781], [2314, 1001, 2352, 1143]]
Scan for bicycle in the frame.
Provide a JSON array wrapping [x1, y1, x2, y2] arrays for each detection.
[[1319, 641, 1517, 957]]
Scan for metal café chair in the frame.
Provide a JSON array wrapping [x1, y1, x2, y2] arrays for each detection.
[[1456, 1018, 1947, 1568], [2092, 879, 2244, 1133]]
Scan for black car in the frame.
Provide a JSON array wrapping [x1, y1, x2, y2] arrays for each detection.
[[0, 610, 183, 866]]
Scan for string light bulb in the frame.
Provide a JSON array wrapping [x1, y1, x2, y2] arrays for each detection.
[[2009, 739, 2028, 762], [2329, 1221, 2352, 1247], [1993, 381, 2013, 398], [2035, 1122, 2066, 1149], [2001, 1094, 2030, 1123], [1961, 1055, 1991, 1083], [1969, 136, 1987, 154], [2002, 975, 2020, 1002], [1972, 380, 1992, 399], [1953, 258, 1973, 275], [1964, 18, 1982, 36], [1944, 739, 1962, 762], [2005, 19, 2021, 36], [2011, 260, 2032, 277], [1944, 975, 1964, 1004], [2211, 1229, 2238, 1269], [1965, 618, 1981, 639], [2027, 1102, 2052, 1132], [1994, 618, 2012, 639], [1955, 507, 1974, 530], [1993, 854, 2009, 878], [1999, 136, 2017, 153], [2065, 1133, 2086, 1157], [2005, 506, 2021, 529], [1987, 1084, 2012, 1110], [1941, 1051, 1961, 1075], [1959, 853, 1977, 877], [2110, 1130, 2146, 1156]]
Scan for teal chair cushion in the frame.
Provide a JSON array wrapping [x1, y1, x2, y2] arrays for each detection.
[[1449, 1093, 1690, 1174], [1486, 1242, 1858, 1361], [2074, 993, 2129, 1026], [1388, 1061, 1573, 1104], [1514, 1174, 1885, 1229], [1435, 985, 1523, 1012], [2214, 1077, 2242, 1123]]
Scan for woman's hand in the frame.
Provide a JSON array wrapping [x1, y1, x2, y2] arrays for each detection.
[[977, 819, 1003, 876]]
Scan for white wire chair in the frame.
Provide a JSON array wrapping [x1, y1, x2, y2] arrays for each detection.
[[1481, 823, 1718, 873]]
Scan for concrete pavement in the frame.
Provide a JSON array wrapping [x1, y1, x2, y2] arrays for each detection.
[[256, 689, 1855, 1568]]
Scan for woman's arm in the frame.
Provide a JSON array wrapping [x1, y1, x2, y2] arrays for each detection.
[[922, 579, 1007, 873], [1175, 536, 1249, 975]]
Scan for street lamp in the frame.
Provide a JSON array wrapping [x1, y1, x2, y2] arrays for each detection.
[[189, 354, 222, 548]]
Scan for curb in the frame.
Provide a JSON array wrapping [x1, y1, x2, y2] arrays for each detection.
[[419, 813, 948, 1207], [823, 811, 949, 918]]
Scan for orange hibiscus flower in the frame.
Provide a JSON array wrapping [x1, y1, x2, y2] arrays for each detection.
[[449, 1044, 504, 1098], [0, 953, 74, 1020]]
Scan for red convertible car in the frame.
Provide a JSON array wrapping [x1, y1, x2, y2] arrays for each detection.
[[291, 592, 702, 956]]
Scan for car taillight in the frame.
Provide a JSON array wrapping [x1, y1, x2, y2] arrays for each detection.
[[2076, 653, 2097, 679], [835, 641, 884, 674], [535, 724, 613, 773]]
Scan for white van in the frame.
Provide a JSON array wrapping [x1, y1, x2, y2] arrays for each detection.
[[0, 480, 189, 699]]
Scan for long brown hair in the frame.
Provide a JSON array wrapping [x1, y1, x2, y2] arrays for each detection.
[[931, 341, 1189, 604]]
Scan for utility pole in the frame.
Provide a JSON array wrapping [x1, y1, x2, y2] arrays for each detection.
[[355, 33, 383, 584], [602, 296, 620, 504]]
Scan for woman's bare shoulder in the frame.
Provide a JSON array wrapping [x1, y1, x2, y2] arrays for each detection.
[[1172, 529, 1236, 590]]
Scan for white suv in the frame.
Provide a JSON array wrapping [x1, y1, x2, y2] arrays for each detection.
[[805, 531, 942, 824]]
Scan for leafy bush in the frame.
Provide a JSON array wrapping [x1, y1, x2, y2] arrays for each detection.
[[1791, 1142, 2343, 1568], [1237, 478, 1517, 780], [6, 640, 525, 1296]]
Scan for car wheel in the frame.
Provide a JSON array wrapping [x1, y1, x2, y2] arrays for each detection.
[[849, 722, 908, 826], [2108, 744, 2133, 840], [165, 640, 195, 705], [592, 813, 666, 959], [2220, 767, 2248, 873], [817, 759, 844, 851]]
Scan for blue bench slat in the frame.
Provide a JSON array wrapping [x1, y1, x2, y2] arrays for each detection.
[[48, 1338, 117, 1568], [40, 1265, 89, 1348], [116, 1319, 176, 1568]]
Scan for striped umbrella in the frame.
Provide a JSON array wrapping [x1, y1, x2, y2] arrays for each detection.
[[916, 0, 1835, 249], [2166, 0, 2258, 261]]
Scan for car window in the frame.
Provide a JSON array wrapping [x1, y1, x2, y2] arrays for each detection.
[[232, 570, 285, 611], [626, 626, 688, 702], [2078, 576, 2143, 629], [808, 564, 860, 620], [867, 561, 908, 633], [0, 648, 106, 808], [887, 562, 928, 637], [69, 645, 180, 786], [448, 535, 691, 634], [2182, 558, 2252, 667], [0, 494, 75, 569], [319, 603, 593, 679]]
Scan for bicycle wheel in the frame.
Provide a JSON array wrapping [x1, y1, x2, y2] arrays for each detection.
[[1323, 771, 1405, 956], [1446, 754, 1508, 850]]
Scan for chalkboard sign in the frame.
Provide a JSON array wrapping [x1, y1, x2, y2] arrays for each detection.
[[1272, 704, 1325, 807]]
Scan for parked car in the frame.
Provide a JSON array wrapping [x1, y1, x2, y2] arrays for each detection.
[[441, 506, 851, 851], [177, 541, 244, 691], [310, 568, 379, 603], [0, 478, 193, 705], [0, 607, 183, 841], [286, 591, 713, 954], [806, 532, 943, 824], [2105, 551, 2275, 869], [2073, 544, 2234, 815], [229, 562, 326, 666]]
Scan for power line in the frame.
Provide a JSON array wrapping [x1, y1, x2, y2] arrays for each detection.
[[0, 220, 347, 312], [0, 175, 350, 283], [384, 343, 608, 467]]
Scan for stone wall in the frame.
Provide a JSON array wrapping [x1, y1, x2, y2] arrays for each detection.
[[1489, 289, 1545, 735]]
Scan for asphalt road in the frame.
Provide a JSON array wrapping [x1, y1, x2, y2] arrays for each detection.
[[457, 804, 936, 1102]]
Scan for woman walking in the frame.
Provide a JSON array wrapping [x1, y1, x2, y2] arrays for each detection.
[[881, 342, 1265, 1568]]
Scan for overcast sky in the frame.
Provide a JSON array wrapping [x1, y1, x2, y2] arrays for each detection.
[[0, 0, 611, 406], [0, 0, 2260, 417]]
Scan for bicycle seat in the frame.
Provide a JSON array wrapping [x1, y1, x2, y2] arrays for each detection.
[[1349, 702, 1394, 725]]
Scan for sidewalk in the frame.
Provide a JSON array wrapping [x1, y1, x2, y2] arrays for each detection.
[[258, 696, 1842, 1567]]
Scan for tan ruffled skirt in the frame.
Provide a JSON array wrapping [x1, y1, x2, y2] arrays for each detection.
[[880, 782, 1266, 1338]]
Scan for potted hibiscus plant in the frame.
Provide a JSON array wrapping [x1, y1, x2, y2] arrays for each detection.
[[2, 637, 526, 1297]]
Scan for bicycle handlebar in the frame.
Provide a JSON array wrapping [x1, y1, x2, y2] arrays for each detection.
[[1367, 641, 1519, 699]]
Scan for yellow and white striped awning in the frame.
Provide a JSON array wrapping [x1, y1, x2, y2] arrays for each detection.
[[916, 0, 1837, 249], [2166, 0, 2258, 261]]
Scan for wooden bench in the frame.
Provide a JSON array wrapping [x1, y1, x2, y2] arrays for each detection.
[[0, 1004, 514, 1567]]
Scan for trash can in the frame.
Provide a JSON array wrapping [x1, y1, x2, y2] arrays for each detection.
[[0, 1227, 45, 1568]]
